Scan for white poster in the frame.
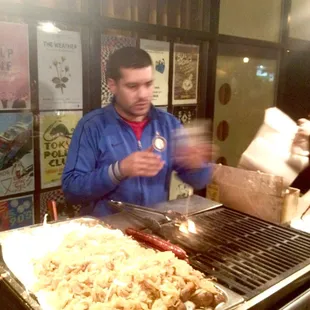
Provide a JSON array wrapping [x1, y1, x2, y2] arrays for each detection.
[[173, 44, 199, 105], [169, 171, 193, 201], [140, 39, 170, 106], [37, 29, 83, 110]]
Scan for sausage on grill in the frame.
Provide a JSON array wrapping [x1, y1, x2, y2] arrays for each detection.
[[125, 228, 188, 260]]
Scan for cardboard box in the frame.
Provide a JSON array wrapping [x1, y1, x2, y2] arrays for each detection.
[[206, 164, 300, 224]]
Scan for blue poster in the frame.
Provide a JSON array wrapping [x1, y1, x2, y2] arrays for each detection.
[[0, 195, 34, 231]]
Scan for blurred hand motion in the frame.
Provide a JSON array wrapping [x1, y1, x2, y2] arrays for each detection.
[[174, 120, 218, 169]]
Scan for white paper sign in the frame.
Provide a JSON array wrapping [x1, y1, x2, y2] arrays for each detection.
[[238, 107, 308, 187], [169, 171, 193, 201], [140, 39, 170, 106], [37, 29, 83, 110]]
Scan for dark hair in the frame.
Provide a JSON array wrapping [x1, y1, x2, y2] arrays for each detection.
[[106, 47, 153, 81]]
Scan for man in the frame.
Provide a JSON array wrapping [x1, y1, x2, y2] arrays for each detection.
[[62, 47, 212, 217], [291, 117, 310, 194]]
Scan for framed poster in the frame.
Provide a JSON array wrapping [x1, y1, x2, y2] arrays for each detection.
[[172, 105, 197, 125], [140, 39, 170, 106], [40, 189, 80, 222], [0, 113, 34, 197], [101, 35, 136, 106], [0, 22, 30, 110], [173, 43, 199, 105], [0, 194, 34, 232], [169, 171, 193, 201], [37, 29, 83, 110], [40, 110, 82, 189]]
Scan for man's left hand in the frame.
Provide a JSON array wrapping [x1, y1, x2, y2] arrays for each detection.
[[174, 143, 217, 170]]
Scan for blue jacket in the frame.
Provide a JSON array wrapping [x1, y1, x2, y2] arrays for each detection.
[[62, 104, 212, 217]]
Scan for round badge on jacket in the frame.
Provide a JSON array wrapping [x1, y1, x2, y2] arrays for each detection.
[[152, 135, 167, 152]]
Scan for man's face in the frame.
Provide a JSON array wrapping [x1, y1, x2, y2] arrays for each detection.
[[108, 66, 154, 118]]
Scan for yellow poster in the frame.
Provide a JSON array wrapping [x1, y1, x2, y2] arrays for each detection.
[[40, 111, 82, 189]]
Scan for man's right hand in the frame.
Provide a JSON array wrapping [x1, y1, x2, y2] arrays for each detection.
[[119, 148, 164, 178]]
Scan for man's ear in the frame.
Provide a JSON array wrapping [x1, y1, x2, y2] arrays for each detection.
[[107, 78, 117, 94]]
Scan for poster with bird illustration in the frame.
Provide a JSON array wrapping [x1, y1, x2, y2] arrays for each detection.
[[173, 43, 199, 105], [37, 29, 83, 110], [40, 110, 82, 189]]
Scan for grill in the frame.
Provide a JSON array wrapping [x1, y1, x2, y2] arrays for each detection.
[[157, 206, 310, 301]]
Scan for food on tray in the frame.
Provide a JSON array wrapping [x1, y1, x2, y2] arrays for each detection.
[[30, 224, 225, 310]]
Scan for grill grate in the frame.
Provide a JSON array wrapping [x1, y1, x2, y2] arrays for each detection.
[[159, 207, 310, 300]]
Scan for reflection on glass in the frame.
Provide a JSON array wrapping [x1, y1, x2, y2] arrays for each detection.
[[219, 0, 282, 42], [38, 22, 61, 34], [289, 0, 310, 41], [213, 55, 277, 166]]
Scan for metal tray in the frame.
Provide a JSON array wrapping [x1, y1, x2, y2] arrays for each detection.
[[0, 217, 244, 310], [0, 217, 102, 310], [215, 283, 244, 310]]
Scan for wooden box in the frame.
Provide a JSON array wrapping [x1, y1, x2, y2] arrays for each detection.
[[206, 164, 301, 224]]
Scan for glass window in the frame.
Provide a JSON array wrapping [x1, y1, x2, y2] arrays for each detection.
[[213, 53, 277, 167], [27, 0, 85, 12], [277, 50, 310, 121], [289, 0, 310, 41], [219, 0, 282, 42], [100, 0, 209, 31]]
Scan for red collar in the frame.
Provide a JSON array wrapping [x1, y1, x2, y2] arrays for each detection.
[[121, 117, 149, 141]]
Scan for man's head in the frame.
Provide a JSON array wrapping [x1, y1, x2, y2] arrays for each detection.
[[106, 47, 154, 120]]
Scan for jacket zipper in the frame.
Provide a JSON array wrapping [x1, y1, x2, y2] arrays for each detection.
[[137, 140, 144, 204], [121, 121, 145, 205], [138, 121, 154, 205], [137, 140, 142, 150]]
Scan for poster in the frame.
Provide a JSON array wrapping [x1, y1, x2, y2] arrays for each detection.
[[0, 22, 30, 110], [40, 189, 80, 222], [169, 171, 193, 201], [0, 113, 34, 197], [40, 111, 82, 189], [0, 195, 34, 231], [173, 44, 199, 105], [173, 105, 197, 125], [101, 35, 136, 106], [140, 39, 170, 106], [37, 29, 83, 110]]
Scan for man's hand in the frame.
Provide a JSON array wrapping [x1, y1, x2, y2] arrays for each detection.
[[297, 118, 310, 137], [175, 143, 217, 170], [120, 147, 164, 178]]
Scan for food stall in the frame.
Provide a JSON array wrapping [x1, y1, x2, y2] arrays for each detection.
[[0, 195, 309, 310]]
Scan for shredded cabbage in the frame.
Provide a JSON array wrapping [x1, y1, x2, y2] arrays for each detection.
[[31, 225, 219, 309]]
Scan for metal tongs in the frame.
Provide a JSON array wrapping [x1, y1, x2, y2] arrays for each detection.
[[108, 200, 186, 222], [108, 200, 187, 235]]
